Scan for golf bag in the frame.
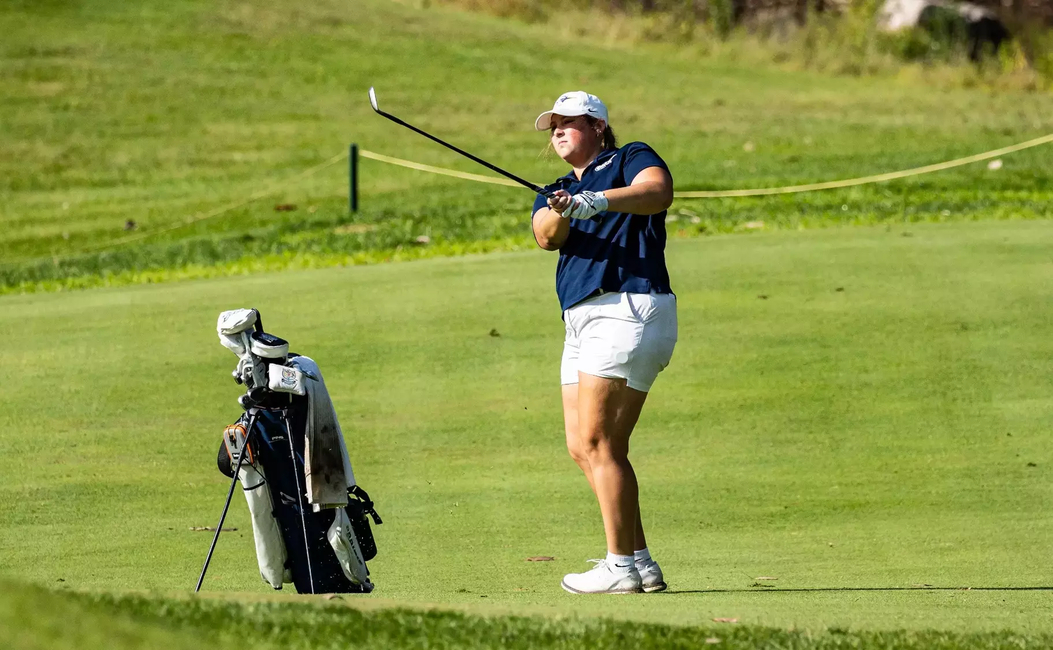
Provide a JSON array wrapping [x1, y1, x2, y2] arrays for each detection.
[[211, 308, 381, 594]]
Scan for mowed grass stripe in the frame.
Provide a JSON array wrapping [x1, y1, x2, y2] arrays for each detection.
[[0, 221, 1051, 634]]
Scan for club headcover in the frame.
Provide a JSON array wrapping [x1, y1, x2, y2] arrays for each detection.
[[250, 331, 289, 360], [217, 309, 257, 335], [218, 309, 258, 356], [219, 333, 247, 356]]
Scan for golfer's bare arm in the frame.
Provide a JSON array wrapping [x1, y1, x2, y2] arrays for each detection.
[[532, 209, 569, 251], [531, 166, 674, 251]]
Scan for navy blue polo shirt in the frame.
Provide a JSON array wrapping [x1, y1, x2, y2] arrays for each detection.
[[532, 141, 673, 312]]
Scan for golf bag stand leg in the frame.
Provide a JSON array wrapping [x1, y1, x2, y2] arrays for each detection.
[[194, 410, 259, 592]]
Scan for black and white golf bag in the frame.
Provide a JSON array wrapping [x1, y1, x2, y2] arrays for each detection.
[[214, 308, 381, 594]]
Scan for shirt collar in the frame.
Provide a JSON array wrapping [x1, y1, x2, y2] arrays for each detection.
[[560, 148, 617, 182]]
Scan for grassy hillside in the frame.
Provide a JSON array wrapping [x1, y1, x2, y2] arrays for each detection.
[[2, 0, 1051, 291], [1, 221, 1051, 635]]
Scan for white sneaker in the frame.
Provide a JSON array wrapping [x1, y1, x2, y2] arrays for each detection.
[[637, 559, 667, 593], [561, 559, 643, 594]]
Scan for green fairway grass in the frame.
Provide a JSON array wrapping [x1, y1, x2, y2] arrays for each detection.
[[2, 0, 1052, 291], [2, 220, 1051, 637]]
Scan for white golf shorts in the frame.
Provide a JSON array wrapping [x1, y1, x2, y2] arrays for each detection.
[[561, 291, 678, 393]]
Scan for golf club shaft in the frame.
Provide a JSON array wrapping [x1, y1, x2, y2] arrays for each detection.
[[284, 413, 315, 594], [195, 413, 257, 592], [374, 108, 553, 199]]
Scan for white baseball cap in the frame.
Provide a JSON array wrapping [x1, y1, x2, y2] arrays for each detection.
[[534, 91, 609, 131]]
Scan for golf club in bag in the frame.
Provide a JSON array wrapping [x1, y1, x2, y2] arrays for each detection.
[[195, 308, 382, 594]]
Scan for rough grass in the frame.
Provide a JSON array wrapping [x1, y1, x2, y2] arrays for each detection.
[[1, 0, 1051, 293], [2, 580, 213, 650], [7, 580, 1053, 650], [435, 0, 1053, 88]]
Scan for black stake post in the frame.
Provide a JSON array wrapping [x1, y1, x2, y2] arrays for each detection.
[[194, 412, 258, 593], [349, 144, 358, 213]]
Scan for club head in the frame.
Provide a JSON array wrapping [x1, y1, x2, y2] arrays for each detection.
[[368, 87, 379, 113]]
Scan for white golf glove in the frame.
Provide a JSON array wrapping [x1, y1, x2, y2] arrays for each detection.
[[562, 191, 608, 220]]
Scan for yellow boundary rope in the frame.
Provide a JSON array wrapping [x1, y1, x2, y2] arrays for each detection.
[[360, 132, 1053, 198], [358, 150, 523, 188], [7, 132, 1049, 267], [674, 132, 1053, 198]]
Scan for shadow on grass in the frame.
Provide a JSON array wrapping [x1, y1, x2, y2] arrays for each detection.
[[665, 586, 1053, 594]]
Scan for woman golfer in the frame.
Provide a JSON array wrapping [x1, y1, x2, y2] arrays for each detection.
[[531, 91, 677, 594]]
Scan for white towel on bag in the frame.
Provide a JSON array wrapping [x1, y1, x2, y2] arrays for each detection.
[[290, 356, 356, 510]]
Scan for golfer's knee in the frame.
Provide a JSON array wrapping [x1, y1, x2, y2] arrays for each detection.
[[581, 434, 625, 464], [566, 438, 589, 467]]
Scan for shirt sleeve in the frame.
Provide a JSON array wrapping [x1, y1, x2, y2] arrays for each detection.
[[621, 142, 671, 187], [532, 192, 548, 215]]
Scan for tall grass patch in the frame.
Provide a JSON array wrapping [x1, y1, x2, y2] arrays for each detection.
[[432, 0, 1053, 88]]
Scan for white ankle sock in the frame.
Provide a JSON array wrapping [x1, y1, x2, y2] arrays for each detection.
[[606, 552, 634, 574], [634, 547, 652, 564]]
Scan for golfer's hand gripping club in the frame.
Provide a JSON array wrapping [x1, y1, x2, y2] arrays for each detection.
[[549, 189, 607, 220]]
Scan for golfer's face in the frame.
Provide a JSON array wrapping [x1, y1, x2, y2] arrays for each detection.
[[550, 115, 597, 162]]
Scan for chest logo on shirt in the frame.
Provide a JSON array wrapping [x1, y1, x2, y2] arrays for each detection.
[[594, 155, 617, 172]]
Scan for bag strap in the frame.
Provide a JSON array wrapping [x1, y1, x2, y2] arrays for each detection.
[[349, 485, 383, 525]]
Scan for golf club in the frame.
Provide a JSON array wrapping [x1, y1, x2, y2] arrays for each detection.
[[368, 87, 554, 199]]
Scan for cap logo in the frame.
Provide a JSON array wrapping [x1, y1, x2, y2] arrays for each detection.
[[558, 94, 570, 103]]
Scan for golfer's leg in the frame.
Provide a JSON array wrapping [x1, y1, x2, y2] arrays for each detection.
[[577, 372, 648, 556], [566, 383, 650, 551], [562, 383, 597, 493]]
